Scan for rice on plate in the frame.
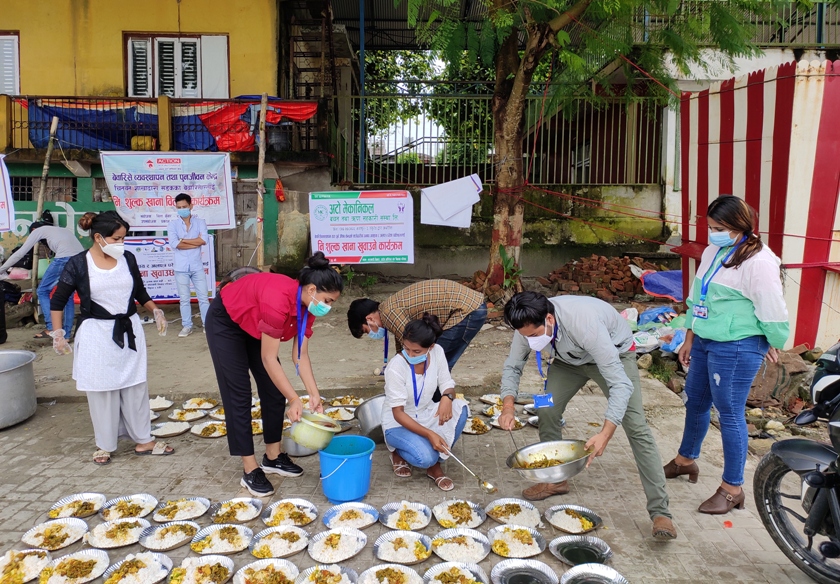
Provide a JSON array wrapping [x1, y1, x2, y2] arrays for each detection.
[[485, 501, 541, 528], [431, 534, 487, 563], [141, 523, 198, 551], [264, 502, 316, 527], [547, 508, 596, 533], [375, 534, 431, 564], [251, 528, 308, 558], [85, 519, 148, 548], [233, 562, 297, 584], [153, 500, 208, 523], [324, 408, 354, 422], [49, 495, 105, 519], [489, 527, 542, 558], [182, 398, 219, 410], [382, 503, 428, 531], [102, 497, 157, 521], [432, 501, 483, 529], [212, 500, 260, 524], [358, 565, 421, 584], [425, 565, 483, 584], [168, 557, 231, 584], [150, 423, 190, 438], [297, 566, 353, 584], [190, 527, 249, 555], [308, 530, 365, 564], [149, 397, 173, 411], [23, 520, 87, 551], [0, 549, 51, 584], [326, 508, 376, 530], [102, 553, 168, 584], [39, 552, 109, 584]]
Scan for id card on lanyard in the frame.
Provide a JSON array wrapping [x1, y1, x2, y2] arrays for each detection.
[[693, 239, 742, 320], [295, 287, 307, 376], [409, 360, 427, 419], [533, 323, 559, 409]]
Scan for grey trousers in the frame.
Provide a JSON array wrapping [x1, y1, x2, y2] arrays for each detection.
[[86, 382, 153, 452], [537, 352, 671, 520]]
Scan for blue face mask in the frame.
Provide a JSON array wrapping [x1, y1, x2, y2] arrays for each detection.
[[307, 292, 331, 317], [402, 349, 428, 365], [368, 325, 386, 340], [709, 230, 737, 247], [177, 208, 191, 218]]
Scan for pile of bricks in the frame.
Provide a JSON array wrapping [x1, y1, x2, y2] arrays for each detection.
[[538, 255, 660, 303], [461, 270, 512, 320]]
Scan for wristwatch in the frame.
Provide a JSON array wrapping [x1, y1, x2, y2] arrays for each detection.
[[443, 392, 455, 401]]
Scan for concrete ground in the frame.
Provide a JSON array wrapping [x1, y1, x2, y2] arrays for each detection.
[[0, 290, 817, 583]]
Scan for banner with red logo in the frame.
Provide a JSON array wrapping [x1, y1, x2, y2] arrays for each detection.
[[100, 152, 235, 229]]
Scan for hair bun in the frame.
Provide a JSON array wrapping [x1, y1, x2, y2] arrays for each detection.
[[307, 251, 331, 270], [421, 312, 443, 338], [78, 212, 96, 231]]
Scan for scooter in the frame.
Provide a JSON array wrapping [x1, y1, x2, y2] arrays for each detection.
[[754, 342, 840, 583]]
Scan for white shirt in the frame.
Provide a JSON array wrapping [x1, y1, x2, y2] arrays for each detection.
[[73, 253, 146, 391], [167, 215, 208, 272], [381, 344, 466, 459]]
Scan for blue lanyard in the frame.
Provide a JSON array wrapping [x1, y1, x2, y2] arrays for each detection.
[[409, 360, 427, 419], [699, 238, 743, 303], [295, 287, 308, 377], [535, 323, 559, 392], [384, 331, 389, 366]]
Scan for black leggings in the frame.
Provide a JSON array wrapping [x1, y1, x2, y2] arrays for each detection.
[[205, 296, 287, 456]]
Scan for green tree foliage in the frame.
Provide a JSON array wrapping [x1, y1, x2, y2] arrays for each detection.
[[363, 50, 436, 136]]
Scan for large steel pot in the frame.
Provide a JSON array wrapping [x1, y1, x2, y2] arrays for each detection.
[[506, 440, 590, 483], [0, 350, 37, 429], [354, 394, 386, 444]]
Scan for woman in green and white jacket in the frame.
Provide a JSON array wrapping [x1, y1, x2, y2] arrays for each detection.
[[664, 196, 789, 515]]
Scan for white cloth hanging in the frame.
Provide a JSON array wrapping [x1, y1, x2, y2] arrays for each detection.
[[420, 174, 482, 228]]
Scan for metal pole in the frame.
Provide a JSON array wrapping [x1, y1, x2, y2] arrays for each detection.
[[359, 0, 366, 182], [30, 116, 59, 302], [255, 93, 268, 269]]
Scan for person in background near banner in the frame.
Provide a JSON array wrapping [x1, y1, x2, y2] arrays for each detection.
[[346, 280, 487, 372], [664, 196, 789, 514], [0, 222, 83, 339], [497, 291, 677, 541], [168, 193, 209, 337], [49, 211, 173, 465], [205, 252, 343, 496]]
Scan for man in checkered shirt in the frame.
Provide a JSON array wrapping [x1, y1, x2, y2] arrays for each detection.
[[347, 279, 487, 371]]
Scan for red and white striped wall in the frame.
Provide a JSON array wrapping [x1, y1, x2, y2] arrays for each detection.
[[679, 60, 840, 350]]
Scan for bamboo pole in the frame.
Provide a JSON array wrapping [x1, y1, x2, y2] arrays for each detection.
[[30, 116, 59, 303], [255, 93, 268, 269]]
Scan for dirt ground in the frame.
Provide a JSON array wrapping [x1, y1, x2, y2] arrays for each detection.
[[5, 284, 527, 402]]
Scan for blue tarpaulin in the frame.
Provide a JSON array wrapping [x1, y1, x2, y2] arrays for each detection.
[[641, 270, 683, 302]]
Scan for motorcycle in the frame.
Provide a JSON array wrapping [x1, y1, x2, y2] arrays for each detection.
[[754, 342, 840, 583]]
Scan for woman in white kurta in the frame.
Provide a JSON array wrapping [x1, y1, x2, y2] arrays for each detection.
[[49, 211, 173, 465], [382, 314, 468, 491]]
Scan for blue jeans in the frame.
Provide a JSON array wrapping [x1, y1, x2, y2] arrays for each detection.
[[39, 256, 74, 334], [435, 304, 488, 371], [384, 407, 468, 469], [678, 334, 769, 486], [175, 269, 210, 327]]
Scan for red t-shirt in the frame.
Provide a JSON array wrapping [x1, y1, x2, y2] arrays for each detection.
[[220, 273, 315, 341]]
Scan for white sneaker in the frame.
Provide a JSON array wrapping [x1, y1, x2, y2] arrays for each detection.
[[178, 326, 193, 338]]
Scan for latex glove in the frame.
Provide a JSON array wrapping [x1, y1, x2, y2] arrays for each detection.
[[153, 308, 167, 336], [49, 329, 72, 355]]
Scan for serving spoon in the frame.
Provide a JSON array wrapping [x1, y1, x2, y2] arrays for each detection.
[[443, 446, 497, 494]]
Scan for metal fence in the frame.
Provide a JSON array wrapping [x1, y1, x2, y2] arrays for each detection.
[[332, 91, 663, 187], [638, 0, 840, 47]]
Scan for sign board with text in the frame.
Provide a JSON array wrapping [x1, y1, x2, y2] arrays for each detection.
[[309, 191, 414, 264], [124, 235, 216, 302], [100, 152, 235, 230]]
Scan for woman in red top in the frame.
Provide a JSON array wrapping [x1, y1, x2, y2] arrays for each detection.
[[205, 252, 343, 495]]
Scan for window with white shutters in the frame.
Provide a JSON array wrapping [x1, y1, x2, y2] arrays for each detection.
[[0, 34, 20, 95], [128, 35, 224, 98]]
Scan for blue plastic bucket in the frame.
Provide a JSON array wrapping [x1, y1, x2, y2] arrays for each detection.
[[319, 435, 375, 504]]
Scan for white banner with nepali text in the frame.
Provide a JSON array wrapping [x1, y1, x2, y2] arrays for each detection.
[[100, 152, 235, 230], [309, 190, 414, 264], [124, 235, 216, 302]]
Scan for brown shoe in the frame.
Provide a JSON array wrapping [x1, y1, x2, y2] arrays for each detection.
[[522, 482, 569, 501], [698, 487, 745, 515], [663, 458, 699, 483], [651, 516, 677, 540]]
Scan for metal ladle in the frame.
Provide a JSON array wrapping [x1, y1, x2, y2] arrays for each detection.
[[508, 426, 528, 468], [443, 446, 497, 494]]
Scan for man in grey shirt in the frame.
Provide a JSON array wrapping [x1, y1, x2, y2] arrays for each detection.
[[498, 291, 676, 540], [0, 225, 84, 337]]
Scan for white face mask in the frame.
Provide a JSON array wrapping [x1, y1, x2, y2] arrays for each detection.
[[99, 239, 125, 259], [526, 319, 555, 351]]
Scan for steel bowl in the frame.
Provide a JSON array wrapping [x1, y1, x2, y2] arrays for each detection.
[[281, 433, 318, 457], [505, 440, 590, 483], [549, 535, 612, 566], [354, 394, 386, 444], [490, 559, 558, 584], [559, 564, 628, 584]]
